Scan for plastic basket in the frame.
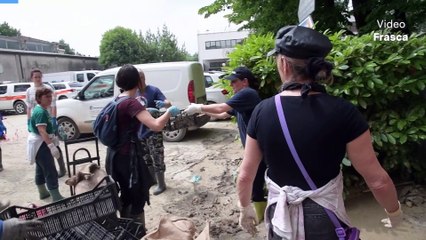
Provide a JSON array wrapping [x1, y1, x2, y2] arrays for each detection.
[[46, 220, 139, 240], [0, 176, 120, 238], [98, 217, 146, 239]]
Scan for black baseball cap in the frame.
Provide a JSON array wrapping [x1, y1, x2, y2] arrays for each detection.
[[225, 66, 259, 90], [267, 26, 332, 59]]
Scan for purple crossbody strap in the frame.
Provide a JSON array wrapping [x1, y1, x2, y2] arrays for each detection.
[[274, 94, 347, 239]]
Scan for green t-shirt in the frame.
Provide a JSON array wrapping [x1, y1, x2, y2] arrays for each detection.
[[29, 105, 54, 135]]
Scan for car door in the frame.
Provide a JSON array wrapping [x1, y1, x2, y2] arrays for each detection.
[[77, 74, 115, 131]]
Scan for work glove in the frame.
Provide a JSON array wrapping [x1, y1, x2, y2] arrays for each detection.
[[238, 203, 258, 236], [183, 103, 203, 115], [167, 106, 181, 117], [154, 100, 166, 109], [381, 202, 403, 228], [1, 218, 44, 240], [51, 117, 58, 132], [47, 143, 60, 159]]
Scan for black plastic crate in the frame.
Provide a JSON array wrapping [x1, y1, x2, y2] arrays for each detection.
[[98, 217, 146, 239], [0, 176, 120, 238]]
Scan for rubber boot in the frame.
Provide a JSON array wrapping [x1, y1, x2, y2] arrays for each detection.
[[37, 184, 50, 200], [56, 147, 66, 178], [49, 188, 64, 202], [148, 166, 156, 184], [153, 171, 166, 195], [252, 201, 267, 222]]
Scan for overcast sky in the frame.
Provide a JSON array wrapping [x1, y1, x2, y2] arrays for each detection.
[[0, 0, 241, 57]]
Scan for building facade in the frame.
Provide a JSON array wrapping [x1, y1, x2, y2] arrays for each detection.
[[197, 30, 250, 71]]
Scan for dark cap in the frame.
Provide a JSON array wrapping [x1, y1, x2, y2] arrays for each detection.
[[267, 26, 332, 59], [225, 67, 259, 89]]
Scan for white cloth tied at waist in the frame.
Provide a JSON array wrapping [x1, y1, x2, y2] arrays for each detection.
[[27, 133, 59, 165], [265, 171, 352, 240]]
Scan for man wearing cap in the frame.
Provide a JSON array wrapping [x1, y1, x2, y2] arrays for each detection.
[[184, 66, 267, 222], [237, 25, 402, 238]]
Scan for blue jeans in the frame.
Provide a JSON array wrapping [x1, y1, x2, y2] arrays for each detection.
[[35, 142, 59, 190], [267, 198, 340, 240]]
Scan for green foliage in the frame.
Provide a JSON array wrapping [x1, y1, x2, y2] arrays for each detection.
[[58, 39, 75, 55], [140, 25, 188, 63], [226, 31, 426, 184], [100, 25, 190, 66], [221, 33, 280, 99], [0, 21, 20, 36], [199, 0, 426, 35], [99, 26, 142, 68], [328, 31, 426, 182]]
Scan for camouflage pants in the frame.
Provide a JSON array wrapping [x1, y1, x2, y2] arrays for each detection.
[[140, 132, 165, 172]]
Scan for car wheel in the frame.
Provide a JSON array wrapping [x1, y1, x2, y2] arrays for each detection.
[[57, 117, 80, 140], [13, 101, 27, 114], [58, 95, 68, 100], [162, 128, 187, 142]]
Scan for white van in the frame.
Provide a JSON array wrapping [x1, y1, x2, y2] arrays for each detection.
[[56, 62, 209, 142], [42, 70, 100, 84]]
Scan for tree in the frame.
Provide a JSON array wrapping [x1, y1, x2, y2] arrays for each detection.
[[99, 26, 143, 68], [198, 0, 426, 35], [58, 39, 75, 55], [140, 25, 188, 63], [0, 21, 21, 36]]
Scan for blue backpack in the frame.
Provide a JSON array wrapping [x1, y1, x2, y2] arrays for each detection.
[[93, 96, 129, 148]]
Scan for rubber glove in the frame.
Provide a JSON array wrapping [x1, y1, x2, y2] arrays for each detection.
[[167, 106, 181, 117], [1, 218, 44, 240], [183, 103, 203, 115], [154, 100, 166, 109], [238, 204, 258, 236], [51, 117, 58, 132], [47, 143, 60, 159], [381, 201, 403, 228]]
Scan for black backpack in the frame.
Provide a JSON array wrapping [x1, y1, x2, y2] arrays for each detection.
[[93, 96, 129, 148]]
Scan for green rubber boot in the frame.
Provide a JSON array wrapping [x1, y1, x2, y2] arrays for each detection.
[[49, 188, 64, 202], [252, 201, 267, 222], [37, 184, 50, 200]]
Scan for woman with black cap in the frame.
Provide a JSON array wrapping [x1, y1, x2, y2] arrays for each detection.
[[237, 26, 403, 239]]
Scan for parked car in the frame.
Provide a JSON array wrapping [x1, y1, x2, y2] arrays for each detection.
[[51, 82, 83, 99], [56, 61, 210, 142], [204, 71, 229, 104], [0, 82, 80, 114], [0, 82, 32, 114]]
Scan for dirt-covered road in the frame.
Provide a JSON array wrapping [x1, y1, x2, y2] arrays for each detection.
[[1, 114, 425, 239]]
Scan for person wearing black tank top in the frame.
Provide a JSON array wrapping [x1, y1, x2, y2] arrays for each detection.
[[236, 26, 402, 239]]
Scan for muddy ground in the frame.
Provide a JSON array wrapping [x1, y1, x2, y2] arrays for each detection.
[[0, 114, 425, 239]]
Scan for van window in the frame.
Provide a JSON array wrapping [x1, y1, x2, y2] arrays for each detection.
[[83, 75, 114, 100], [87, 73, 96, 81], [14, 84, 31, 93], [76, 74, 85, 82], [0, 86, 7, 95]]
